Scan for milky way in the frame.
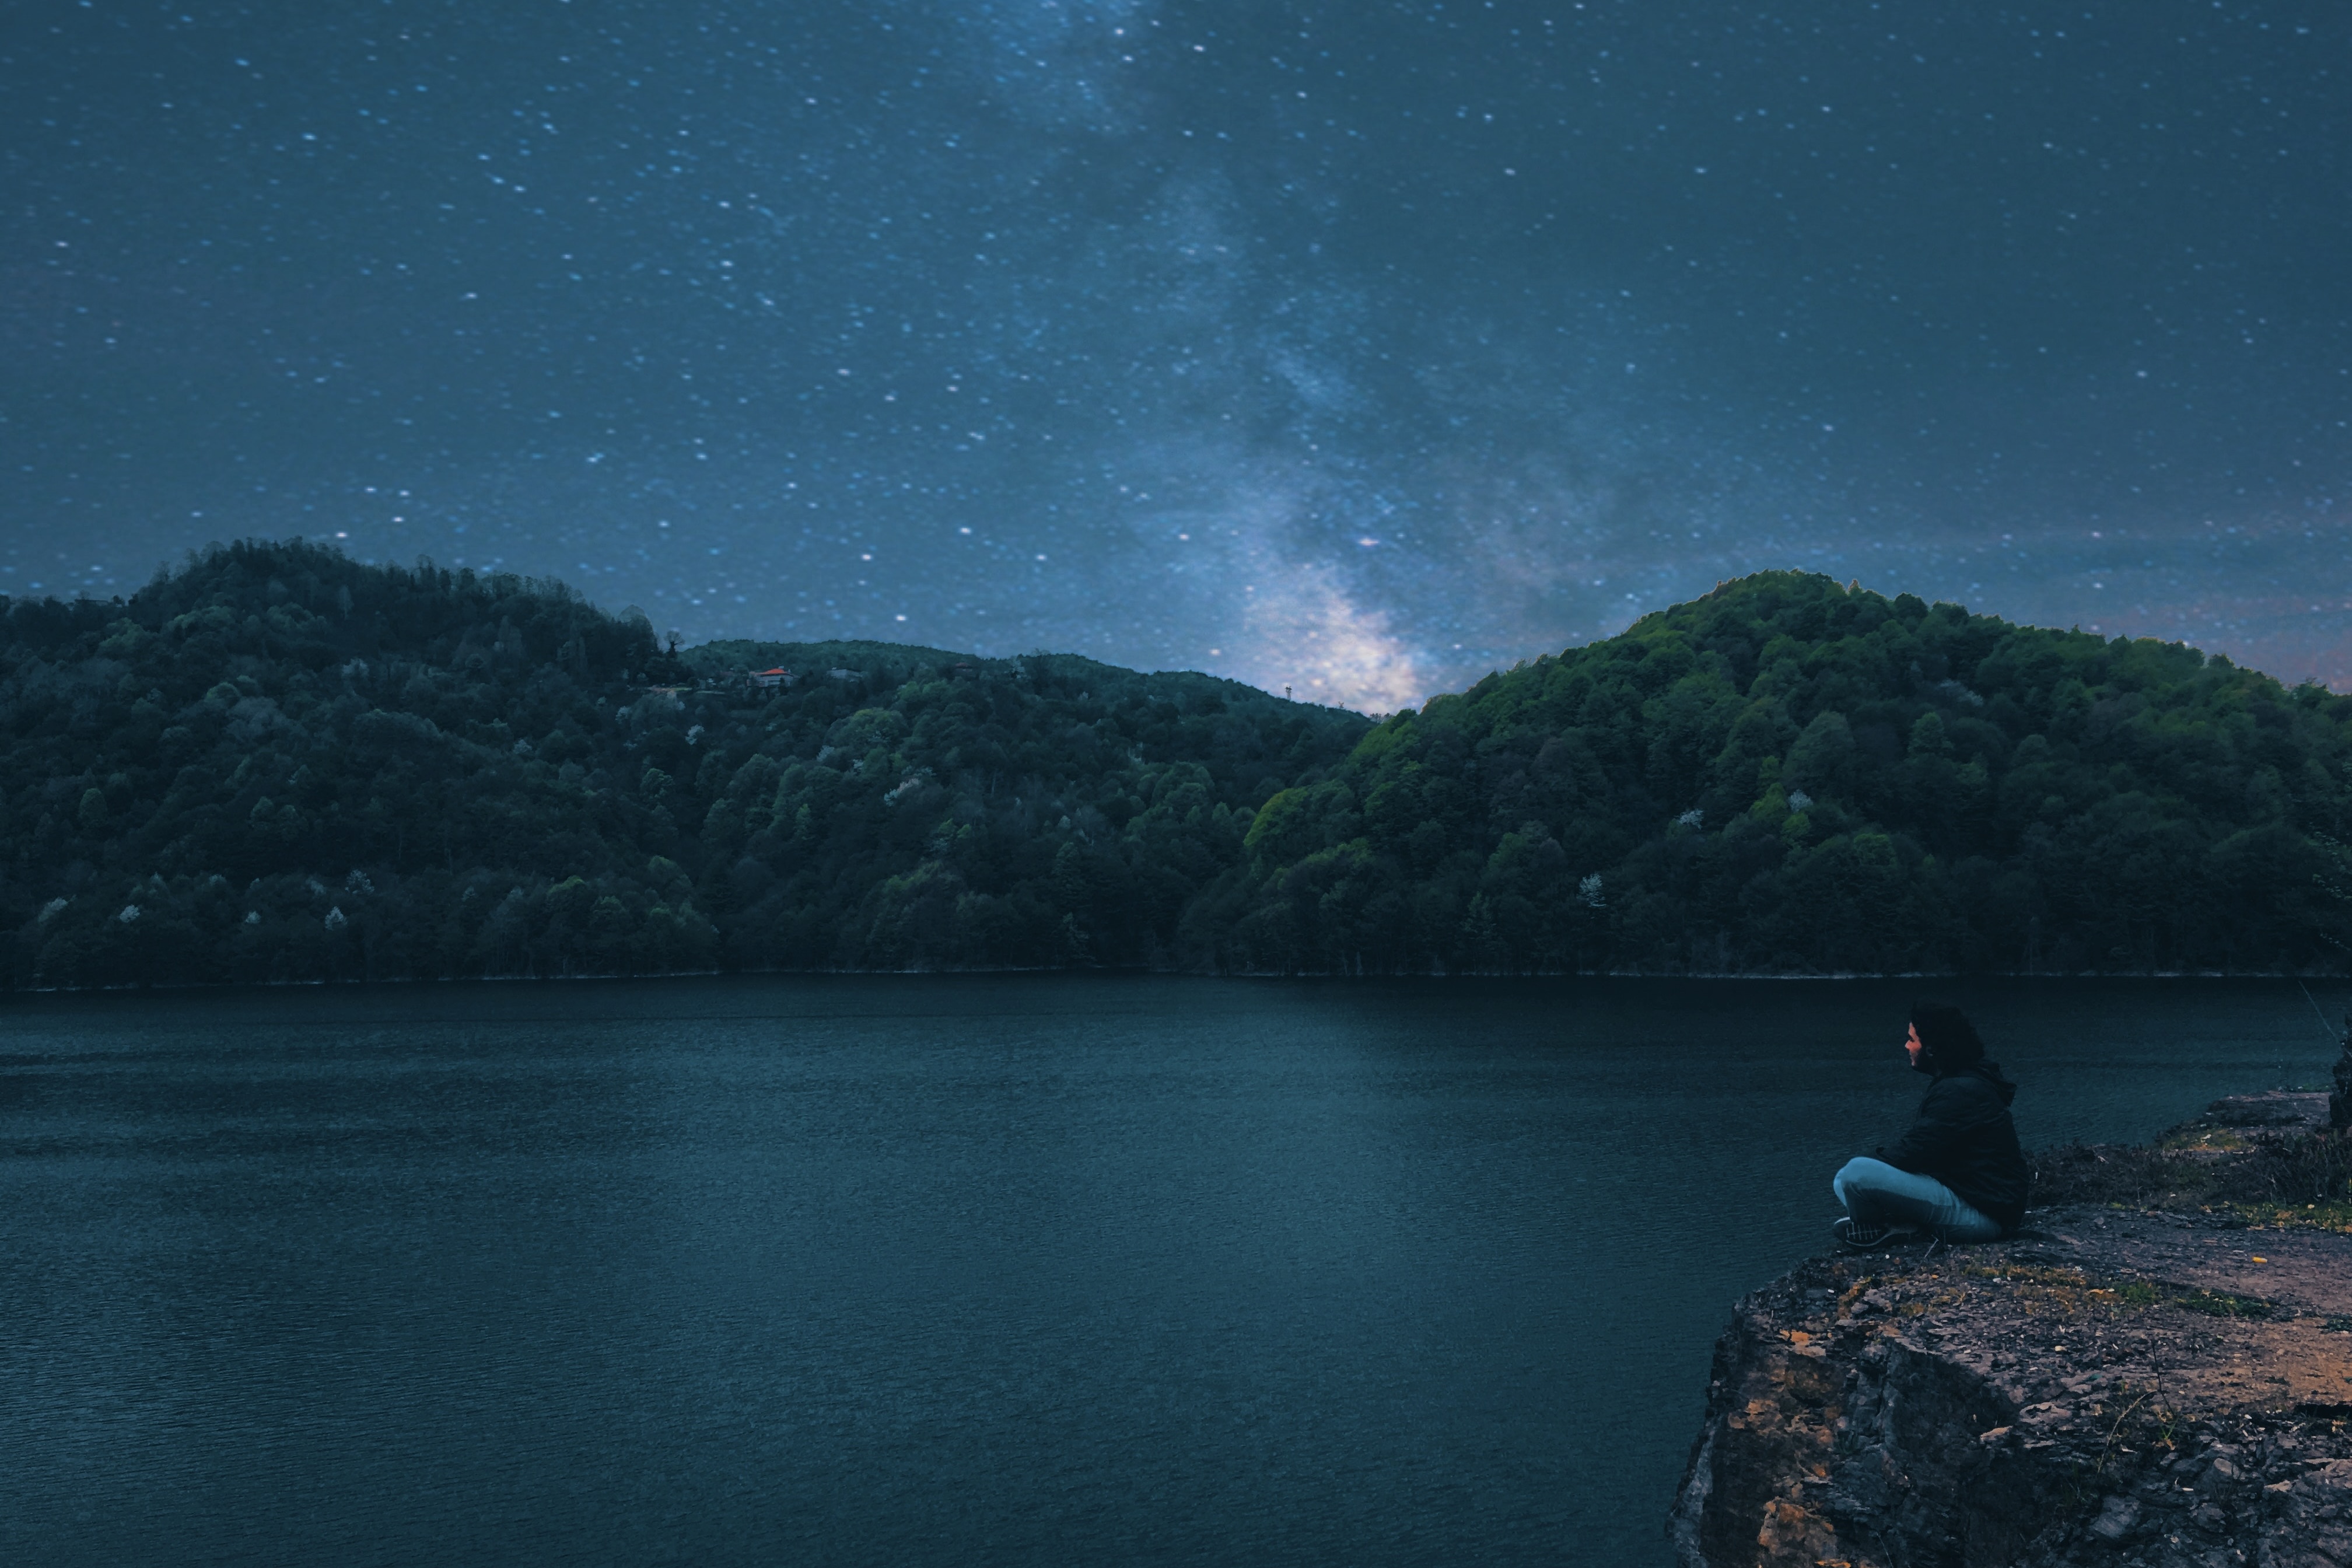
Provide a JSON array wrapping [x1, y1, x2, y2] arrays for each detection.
[[5, 1, 2347, 708]]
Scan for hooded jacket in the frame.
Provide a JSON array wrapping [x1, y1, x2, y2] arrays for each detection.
[[1878, 1059, 2031, 1232]]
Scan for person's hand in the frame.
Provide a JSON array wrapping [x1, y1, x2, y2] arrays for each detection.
[[1903, 1024, 1925, 1069]]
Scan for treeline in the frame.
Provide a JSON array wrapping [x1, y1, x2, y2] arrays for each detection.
[[1217, 573, 2352, 975], [1, 545, 2345, 984], [0, 540, 1364, 985]]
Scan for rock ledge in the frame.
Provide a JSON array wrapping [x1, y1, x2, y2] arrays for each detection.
[[1672, 1093, 2352, 1567]]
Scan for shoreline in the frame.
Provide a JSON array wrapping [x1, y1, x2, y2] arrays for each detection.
[[1, 967, 2339, 997]]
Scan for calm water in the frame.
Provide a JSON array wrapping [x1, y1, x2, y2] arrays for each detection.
[[1, 977, 2337, 1566]]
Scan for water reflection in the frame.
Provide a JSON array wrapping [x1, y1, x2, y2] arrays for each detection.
[[0, 977, 2332, 1566]]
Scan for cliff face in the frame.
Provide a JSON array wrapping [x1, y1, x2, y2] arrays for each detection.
[[1673, 1094, 2352, 1567]]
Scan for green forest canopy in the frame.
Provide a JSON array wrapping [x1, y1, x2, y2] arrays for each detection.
[[1, 541, 2343, 984]]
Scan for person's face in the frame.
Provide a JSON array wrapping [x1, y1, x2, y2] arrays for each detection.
[[1905, 1024, 1925, 1068]]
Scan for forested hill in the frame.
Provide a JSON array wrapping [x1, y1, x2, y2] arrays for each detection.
[[1223, 573, 2352, 975], [1, 546, 2344, 985], [0, 541, 1365, 985]]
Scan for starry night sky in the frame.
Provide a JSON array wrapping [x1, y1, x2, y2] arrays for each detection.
[[5, 1, 2347, 709]]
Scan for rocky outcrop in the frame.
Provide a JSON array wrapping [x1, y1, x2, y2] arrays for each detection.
[[1673, 1093, 2352, 1567]]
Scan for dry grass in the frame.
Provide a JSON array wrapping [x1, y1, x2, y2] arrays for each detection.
[[2030, 1126, 2352, 1213]]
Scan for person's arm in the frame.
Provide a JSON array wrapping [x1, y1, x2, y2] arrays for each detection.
[[1879, 1080, 1977, 1175]]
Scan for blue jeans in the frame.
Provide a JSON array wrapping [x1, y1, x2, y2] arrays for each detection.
[[1833, 1156, 2005, 1242]]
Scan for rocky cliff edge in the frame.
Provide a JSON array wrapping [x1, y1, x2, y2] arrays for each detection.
[[1672, 1091, 2352, 1567]]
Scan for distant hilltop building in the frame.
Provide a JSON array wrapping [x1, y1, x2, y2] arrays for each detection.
[[750, 667, 793, 689], [828, 668, 857, 681]]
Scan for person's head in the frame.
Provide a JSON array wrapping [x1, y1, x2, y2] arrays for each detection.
[[1906, 1002, 1985, 1074]]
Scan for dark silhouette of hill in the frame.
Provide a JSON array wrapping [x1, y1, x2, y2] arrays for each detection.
[[1220, 572, 2350, 974], [0, 540, 1365, 984], [1, 546, 2342, 983]]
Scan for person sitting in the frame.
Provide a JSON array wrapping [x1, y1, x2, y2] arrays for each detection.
[[1832, 1002, 2030, 1249]]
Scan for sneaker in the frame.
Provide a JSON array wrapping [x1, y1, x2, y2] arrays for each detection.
[[1832, 1216, 1920, 1251]]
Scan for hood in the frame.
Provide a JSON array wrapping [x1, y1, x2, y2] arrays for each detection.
[[1941, 1058, 2017, 1106]]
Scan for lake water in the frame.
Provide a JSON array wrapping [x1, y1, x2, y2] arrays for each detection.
[[1, 977, 2337, 1566]]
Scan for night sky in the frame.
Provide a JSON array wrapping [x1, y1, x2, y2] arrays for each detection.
[[5, 2, 2347, 710]]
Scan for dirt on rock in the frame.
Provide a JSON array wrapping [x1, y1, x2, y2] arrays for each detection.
[[1672, 1093, 2352, 1567]]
